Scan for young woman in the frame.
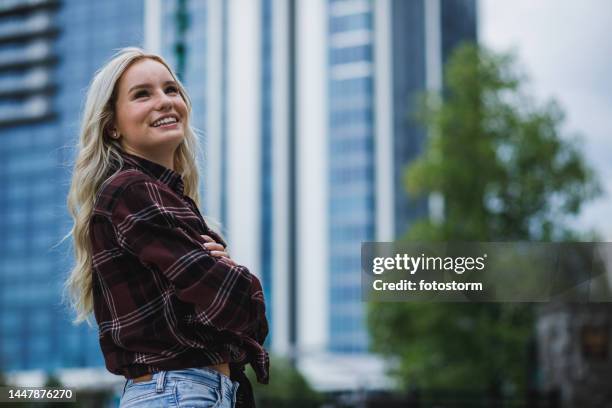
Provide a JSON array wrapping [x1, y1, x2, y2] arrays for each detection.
[[64, 48, 268, 407]]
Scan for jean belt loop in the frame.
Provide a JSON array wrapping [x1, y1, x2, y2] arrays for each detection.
[[231, 381, 239, 406], [155, 371, 167, 393], [219, 370, 224, 399]]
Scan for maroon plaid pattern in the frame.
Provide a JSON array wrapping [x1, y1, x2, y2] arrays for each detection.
[[89, 151, 269, 388]]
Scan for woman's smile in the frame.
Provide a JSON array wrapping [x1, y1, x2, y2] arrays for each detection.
[[151, 114, 179, 128]]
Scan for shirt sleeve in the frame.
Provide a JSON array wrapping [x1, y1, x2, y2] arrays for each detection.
[[110, 180, 265, 338]]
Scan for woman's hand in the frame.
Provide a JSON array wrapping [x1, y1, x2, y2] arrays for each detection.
[[201, 235, 237, 266]]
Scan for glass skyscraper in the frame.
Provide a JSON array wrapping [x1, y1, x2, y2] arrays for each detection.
[[327, 0, 478, 356], [0, 0, 144, 373], [328, 0, 376, 353]]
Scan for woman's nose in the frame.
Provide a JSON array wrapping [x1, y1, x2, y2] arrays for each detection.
[[155, 91, 173, 110]]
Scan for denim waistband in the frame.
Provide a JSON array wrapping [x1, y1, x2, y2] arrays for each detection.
[[124, 367, 237, 400]]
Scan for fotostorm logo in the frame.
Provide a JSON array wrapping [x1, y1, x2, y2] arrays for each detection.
[[372, 253, 488, 275]]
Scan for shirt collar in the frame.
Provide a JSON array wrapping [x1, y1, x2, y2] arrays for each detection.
[[120, 151, 185, 195]]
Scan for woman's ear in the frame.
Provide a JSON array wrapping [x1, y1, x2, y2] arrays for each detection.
[[106, 125, 120, 140], [105, 112, 120, 139]]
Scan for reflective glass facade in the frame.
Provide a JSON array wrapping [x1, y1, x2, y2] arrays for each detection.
[[0, 0, 144, 372], [260, 0, 274, 340], [390, 0, 428, 236], [327, 0, 477, 353], [327, 0, 375, 353]]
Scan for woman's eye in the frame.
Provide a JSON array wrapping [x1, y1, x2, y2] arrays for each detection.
[[165, 86, 179, 94], [134, 90, 149, 98]]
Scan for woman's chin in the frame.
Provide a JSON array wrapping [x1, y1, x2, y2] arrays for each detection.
[[151, 130, 184, 143]]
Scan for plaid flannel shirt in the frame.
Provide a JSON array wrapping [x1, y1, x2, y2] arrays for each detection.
[[89, 151, 269, 392]]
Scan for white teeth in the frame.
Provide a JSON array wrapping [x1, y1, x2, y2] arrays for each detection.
[[152, 117, 178, 127]]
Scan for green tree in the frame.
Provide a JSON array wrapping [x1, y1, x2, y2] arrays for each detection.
[[248, 356, 323, 407], [367, 43, 600, 393]]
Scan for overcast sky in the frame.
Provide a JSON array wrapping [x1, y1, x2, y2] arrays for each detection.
[[479, 0, 612, 239]]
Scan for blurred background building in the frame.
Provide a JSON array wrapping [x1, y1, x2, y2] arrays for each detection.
[[0, 0, 144, 374], [0, 0, 477, 393]]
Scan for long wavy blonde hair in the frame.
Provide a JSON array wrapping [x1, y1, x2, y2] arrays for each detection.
[[64, 47, 202, 324]]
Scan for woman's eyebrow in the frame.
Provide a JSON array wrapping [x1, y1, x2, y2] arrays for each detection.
[[128, 80, 177, 94]]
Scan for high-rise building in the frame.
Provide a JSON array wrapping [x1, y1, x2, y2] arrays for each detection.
[[0, 0, 145, 373]]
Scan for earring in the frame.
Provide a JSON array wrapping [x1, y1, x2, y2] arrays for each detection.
[[111, 130, 119, 139]]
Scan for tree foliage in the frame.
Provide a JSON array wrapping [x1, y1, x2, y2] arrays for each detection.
[[406, 43, 599, 241], [367, 43, 600, 392], [248, 356, 323, 406]]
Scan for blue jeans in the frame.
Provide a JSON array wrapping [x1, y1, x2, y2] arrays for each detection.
[[119, 367, 239, 407]]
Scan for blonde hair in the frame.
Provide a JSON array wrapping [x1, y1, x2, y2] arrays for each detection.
[[63, 47, 202, 324]]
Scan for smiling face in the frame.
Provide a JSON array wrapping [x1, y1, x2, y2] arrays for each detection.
[[112, 58, 188, 169]]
